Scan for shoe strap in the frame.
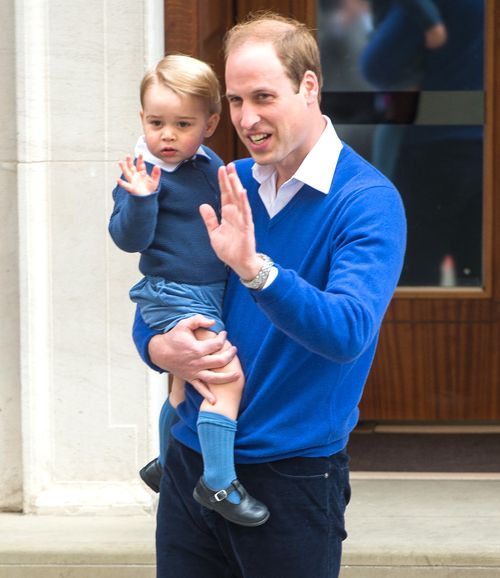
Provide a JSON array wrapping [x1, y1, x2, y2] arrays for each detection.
[[212, 480, 242, 503]]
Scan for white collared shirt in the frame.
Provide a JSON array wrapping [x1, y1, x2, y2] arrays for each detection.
[[251, 116, 343, 218], [251, 116, 343, 288], [134, 135, 210, 173]]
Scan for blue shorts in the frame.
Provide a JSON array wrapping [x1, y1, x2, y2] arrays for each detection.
[[129, 276, 225, 333]]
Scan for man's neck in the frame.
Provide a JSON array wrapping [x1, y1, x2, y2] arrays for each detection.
[[275, 113, 327, 191]]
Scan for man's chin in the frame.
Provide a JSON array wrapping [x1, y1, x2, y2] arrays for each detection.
[[245, 149, 273, 165]]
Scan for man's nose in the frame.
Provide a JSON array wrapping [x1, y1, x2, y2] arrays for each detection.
[[240, 103, 260, 129]]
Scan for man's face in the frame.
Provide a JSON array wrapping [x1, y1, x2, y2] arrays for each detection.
[[225, 41, 315, 184]]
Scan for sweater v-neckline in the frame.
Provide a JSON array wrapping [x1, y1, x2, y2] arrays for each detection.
[[252, 183, 308, 227]]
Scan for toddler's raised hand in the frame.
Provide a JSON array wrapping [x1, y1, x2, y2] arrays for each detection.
[[117, 154, 161, 196]]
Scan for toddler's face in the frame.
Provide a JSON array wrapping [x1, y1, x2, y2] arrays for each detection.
[[140, 83, 219, 165]]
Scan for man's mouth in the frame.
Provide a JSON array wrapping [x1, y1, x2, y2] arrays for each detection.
[[248, 133, 270, 145]]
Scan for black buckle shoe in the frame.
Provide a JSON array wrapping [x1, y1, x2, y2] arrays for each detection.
[[139, 458, 163, 493], [193, 477, 270, 527]]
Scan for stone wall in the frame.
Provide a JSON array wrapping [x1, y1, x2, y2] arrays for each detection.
[[0, 0, 166, 514]]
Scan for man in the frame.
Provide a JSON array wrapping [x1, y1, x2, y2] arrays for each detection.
[[133, 12, 406, 578]]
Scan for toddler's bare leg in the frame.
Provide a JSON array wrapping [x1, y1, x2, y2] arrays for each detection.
[[191, 328, 269, 525], [194, 328, 244, 420]]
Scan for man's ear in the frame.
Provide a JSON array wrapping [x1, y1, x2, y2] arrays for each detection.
[[140, 109, 145, 124], [301, 70, 320, 104], [205, 113, 220, 138]]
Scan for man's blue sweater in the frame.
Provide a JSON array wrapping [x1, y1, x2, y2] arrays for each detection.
[[133, 144, 406, 463]]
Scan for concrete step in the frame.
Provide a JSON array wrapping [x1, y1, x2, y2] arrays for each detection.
[[342, 477, 500, 577], [0, 513, 155, 578], [1, 478, 499, 577]]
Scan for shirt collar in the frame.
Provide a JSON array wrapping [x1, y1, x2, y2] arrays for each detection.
[[251, 116, 343, 194], [134, 135, 210, 173]]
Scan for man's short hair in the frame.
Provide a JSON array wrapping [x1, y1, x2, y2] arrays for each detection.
[[140, 54, 221, 115], [223, 11, 323, 93]]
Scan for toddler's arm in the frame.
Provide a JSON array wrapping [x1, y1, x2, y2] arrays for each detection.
[[108, 154, 162, 252]]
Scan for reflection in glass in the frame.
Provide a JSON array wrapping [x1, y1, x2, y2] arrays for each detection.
[[317, 0, 485, 287]]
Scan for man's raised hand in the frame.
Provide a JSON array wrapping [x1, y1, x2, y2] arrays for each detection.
[[199, 163, 263, 281]]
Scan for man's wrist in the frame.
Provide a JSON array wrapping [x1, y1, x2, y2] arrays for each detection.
[[262, 265, 278, 289], [240, 253, 274, 290]]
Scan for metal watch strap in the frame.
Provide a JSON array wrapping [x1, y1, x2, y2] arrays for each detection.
[[239, 253, 274, 290]]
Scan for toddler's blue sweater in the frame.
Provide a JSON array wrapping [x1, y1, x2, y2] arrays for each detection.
[[109, 147, 227, 285]]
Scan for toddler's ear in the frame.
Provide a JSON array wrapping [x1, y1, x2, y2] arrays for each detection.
[[205, 113, 220, 138]]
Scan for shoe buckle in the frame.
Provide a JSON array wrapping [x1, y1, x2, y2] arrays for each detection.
[[213, 489, 228, 502]]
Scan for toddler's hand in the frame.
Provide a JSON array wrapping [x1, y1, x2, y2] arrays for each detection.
[[117, 154, 161, 196]]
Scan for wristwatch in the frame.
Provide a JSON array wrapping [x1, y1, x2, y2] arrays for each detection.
[[239, 253, 274, 290]]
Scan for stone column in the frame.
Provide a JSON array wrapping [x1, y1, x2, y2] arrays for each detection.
[[12, 0, 166, 514], [0, 0, 22, 512]]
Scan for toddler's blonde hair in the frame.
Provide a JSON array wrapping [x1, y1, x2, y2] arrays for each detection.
[[140, 54, 221, 115]]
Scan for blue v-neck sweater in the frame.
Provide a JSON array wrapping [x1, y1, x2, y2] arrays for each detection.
[[133, 144, 406, 463]]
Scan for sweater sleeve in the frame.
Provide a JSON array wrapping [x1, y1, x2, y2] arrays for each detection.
[[252, 185, 406, 363], [132, 305, 164, 372], [108, 183, 160, 253]]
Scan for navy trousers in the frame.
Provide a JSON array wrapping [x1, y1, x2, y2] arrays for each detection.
[[156, 439, 351, 578]]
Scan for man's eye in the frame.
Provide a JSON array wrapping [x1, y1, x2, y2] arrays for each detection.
[[178, 121, 191, 128], [150, 120, 162, 127]]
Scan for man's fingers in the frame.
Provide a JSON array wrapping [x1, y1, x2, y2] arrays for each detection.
[[199, 204, 219, 233], [178, 314, 216, 331], [226, 163, 245, 204], [190, 379, 216, 405], [239, 187, 253, 229], [218, 165, 230, 199], [195, 369, 241, 386], [196, 336, 234, 361], [198, 345, 237, 373], [227, 169, 249, 215], [218, 165, 239, 206]]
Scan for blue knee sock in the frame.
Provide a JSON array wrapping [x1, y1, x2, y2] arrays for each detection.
[[158, 398, 179, 466], [197, 411, 240, 504]]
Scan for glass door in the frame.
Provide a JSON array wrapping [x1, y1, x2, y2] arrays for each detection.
[[316, 0, 485, 288]]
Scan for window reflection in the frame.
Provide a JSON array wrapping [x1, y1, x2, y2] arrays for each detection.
[[317, 0, 485, 287]]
